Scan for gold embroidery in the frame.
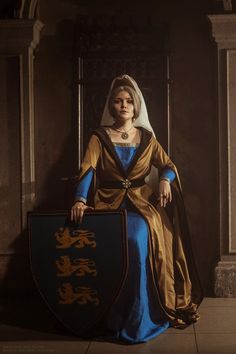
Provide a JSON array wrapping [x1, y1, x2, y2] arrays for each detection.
[[113, 142, 140, 147], [74, 229, 96, 249], [55, 227, 96, 249], [58, 283, 99, 305], [55, 256, 97, 277]]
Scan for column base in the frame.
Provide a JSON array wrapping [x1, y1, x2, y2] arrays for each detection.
[[215, 261, 236, 297]]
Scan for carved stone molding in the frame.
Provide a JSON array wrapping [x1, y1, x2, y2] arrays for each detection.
[[19, 0, 39, 19], [209, 14, 236, 48], [0, 20, 43, 229], [208, 14, 236, 297], [0, 20, 43, 52]]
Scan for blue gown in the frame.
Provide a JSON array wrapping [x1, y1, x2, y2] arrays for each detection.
[[75, 143, 175, 344]]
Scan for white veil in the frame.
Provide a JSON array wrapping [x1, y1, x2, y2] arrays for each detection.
[[100, 74, 159, 193], [100, 74, 155, 135]]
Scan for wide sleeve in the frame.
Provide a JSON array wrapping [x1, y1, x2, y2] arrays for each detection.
[[74, 134, 101, 205], [150, 135, 181, 189], [151, 136, 176, 171], [76, 134, 102, 182]]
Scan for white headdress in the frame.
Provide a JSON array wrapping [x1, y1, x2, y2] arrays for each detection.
[[100, 74, 159, 192], [100, 74, 155, 137]]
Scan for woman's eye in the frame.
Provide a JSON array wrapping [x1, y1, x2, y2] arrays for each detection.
[[127, 100, 133, 104]]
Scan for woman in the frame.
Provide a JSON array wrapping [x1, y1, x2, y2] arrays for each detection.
[[71, 74, 203, 344]]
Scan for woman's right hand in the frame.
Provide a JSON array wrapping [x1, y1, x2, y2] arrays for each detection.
[[70, 201, 94, 224]]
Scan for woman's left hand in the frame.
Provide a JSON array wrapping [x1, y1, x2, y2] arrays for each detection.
[[158, 179, 172, 207]]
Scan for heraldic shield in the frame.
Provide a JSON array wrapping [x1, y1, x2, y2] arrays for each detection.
[[28, 210, 128, 336]]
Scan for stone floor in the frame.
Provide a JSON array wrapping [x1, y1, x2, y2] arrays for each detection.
[[0, 296, 236, 354]]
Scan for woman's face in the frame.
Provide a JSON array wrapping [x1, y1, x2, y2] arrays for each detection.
[[112, 90, 134, 123]]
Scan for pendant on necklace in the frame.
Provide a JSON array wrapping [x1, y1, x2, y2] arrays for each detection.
[[121, 132, 129, 140]]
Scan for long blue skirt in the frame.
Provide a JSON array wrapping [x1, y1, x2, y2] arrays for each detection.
[[107, 211, 170, 344]]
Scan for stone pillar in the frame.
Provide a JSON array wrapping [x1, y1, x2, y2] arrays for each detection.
[[0, 20, 43, 294], [0, 20, 43, 229], [208, 15, 236, 297]]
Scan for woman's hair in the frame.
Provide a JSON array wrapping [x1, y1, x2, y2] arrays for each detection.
[[108, 85, 141, 120]]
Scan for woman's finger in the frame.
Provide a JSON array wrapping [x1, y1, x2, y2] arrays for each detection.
[[73, 206, 79, 223], [77, 206, 83, 224], [160, 194, 165, 207], [163, 195, 167, 208], [169, 189, 172, 203], [71, 204, 94, 224], [161, 197, 164, 207], [79, 208, 84, 224]]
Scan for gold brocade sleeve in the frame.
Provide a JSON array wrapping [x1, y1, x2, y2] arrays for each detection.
[[150, 136, 182, 189], [150, 136, 176, 172], [74, 134, 102, 205], [77, 134, 102, 181], [73, 134, 102, 205]]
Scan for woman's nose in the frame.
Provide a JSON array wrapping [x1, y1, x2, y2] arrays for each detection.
[[121, 100, 126, 108]]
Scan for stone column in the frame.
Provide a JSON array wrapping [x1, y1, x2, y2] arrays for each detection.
[[208, 15, 236, 297], [0, 20, 43, 229], [0, 20, 43, 294]]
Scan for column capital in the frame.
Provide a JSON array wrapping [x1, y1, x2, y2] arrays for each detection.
[[0, 20, 44, 53], [208, 14, 236, 48]]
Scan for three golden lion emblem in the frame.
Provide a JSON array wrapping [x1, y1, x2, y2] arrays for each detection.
[[55, 227, 99, 306]]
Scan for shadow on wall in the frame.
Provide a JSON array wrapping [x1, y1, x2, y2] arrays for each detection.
[[0, 136, 79, 338], [0, 16, 80, 336], [34, 137, 77, 211]]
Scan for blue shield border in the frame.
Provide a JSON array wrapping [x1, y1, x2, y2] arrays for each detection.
[[28, 210, 128, 336]]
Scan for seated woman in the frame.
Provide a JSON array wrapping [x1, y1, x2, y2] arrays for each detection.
[[71, 74, 203, 344]]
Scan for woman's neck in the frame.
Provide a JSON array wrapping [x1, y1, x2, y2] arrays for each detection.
[[113, 120, 133, 131]]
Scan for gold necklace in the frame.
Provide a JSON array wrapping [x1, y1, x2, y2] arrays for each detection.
[[112, 125, 133, 140]]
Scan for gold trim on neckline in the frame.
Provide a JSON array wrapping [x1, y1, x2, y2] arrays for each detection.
[[113, 142, 140, 147]]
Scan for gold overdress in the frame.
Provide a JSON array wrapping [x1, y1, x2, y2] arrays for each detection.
[[76, 126, 203, 326]]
